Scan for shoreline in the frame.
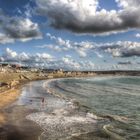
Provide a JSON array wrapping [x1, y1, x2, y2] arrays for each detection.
[[26, 77, 127, 140], [0, 88, 20, 125], [0, 72, 52, 127], [39, 77, 132, 140], [0, 73, 137, 125], [0, 73, 139, 139]]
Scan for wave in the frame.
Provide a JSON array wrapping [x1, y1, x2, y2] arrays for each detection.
[[26, 104, 99, 140], [103, 124, 126, 140], [26, 76, 140, 140]]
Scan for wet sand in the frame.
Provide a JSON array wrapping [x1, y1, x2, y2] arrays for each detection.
[[0, 85, 43, 139], [0, 72, 51, 139], [0, 104, 42, 140], [0, 89, 20, 125]]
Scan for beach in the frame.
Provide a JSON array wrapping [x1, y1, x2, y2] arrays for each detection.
[[0, 72, 47, 139], [0, 71, 104, 139], [0, 71, 96, 139], [0, 72, 140, 139]]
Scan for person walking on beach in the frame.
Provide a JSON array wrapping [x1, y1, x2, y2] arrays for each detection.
[[42, 97, 45, 104]]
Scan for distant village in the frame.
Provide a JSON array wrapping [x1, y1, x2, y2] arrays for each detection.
[[0, 63, 140, 77], [0, 63, 96, 77]]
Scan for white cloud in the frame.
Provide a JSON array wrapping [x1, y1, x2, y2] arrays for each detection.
[[5, 48, 17, 58], [0, 48, 54, 64], [95, 51, 103, 58], [77, 49, 87, 57], [46, 33, 72, 50], [36, 53, 53, 59], [62, 57, 81, 69], [136, 33, 140, 38], [116, 0, 139, 8], [0, 48, 96, 70], [40, 33, 140, 58], [18, 52, 30, 61], [46, 33, 95, 57], [1, 47, 139, 70], [62, 56, 95, 70], [24, 3, 33, 18], [0, 33, 14, 44]]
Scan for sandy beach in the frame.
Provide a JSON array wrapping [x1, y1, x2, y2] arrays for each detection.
[[0, 71, 140, 140], [0, 72, 48, 139], [0, 71, 53, 127], [0, 89, 19, 124]]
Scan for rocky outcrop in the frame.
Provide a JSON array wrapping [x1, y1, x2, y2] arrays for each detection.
[[19, 74, 31, 80], [8, 80, 19, 88]]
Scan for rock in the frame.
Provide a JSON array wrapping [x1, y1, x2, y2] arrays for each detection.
[[0, 82, 8, 87], [19, 74, 31, 80], [9, 80, 19, 88]]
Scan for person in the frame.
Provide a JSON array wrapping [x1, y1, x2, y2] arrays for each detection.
[[42, 97, 45, 104], [41, 97, 46, 110]]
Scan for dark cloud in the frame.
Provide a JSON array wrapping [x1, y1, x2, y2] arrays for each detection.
[[118, 61, 132, 65], [35, 0, 140, 35], [99, 41, 140, 57], [0, 11, 42, 44]]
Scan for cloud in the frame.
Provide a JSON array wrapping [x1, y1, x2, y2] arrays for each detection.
[[0, 48, 53, 64], [40, 33, 140, 58], [77, 49, 87, 57], [94, 51, 103, 58], [62, 57, 81, 70], [136, 33, 140, 38], [0, 48, 95, 70], [1, 48, 139, 70], [46, 33, 72, 50], [116, 0, 139, 8], [62, 56, 95, 70], [100, 41, 140, 57], [0, 11, 42, 44], [35, 0, 140, 35], [118, 61, 132, 65], [24, 3, 33, 18], [0, 33, 14, 44], [46, 33, 94, 57], [4, 48, 17, 61]]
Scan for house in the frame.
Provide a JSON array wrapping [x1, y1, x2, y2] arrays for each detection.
[[55, 69, 64, 74], [30, 68, 39, 72], [0, 63, 13, 73]]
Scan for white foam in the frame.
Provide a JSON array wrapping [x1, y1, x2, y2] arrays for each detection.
[[27, 109, 98, 139]]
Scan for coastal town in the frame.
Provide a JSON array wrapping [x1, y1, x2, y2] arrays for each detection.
[[1, 62, 140, 93]]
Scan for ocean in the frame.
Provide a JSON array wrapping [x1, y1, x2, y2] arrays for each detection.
[[22, 76, 140, 140]]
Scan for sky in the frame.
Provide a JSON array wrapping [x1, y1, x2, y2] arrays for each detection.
[[0, 0, 140, 70]]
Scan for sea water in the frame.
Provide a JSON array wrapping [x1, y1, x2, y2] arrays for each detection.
[[25, 76, 140, 140]]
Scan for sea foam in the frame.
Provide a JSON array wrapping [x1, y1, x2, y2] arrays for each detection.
[[27, 108, 98, 140]]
